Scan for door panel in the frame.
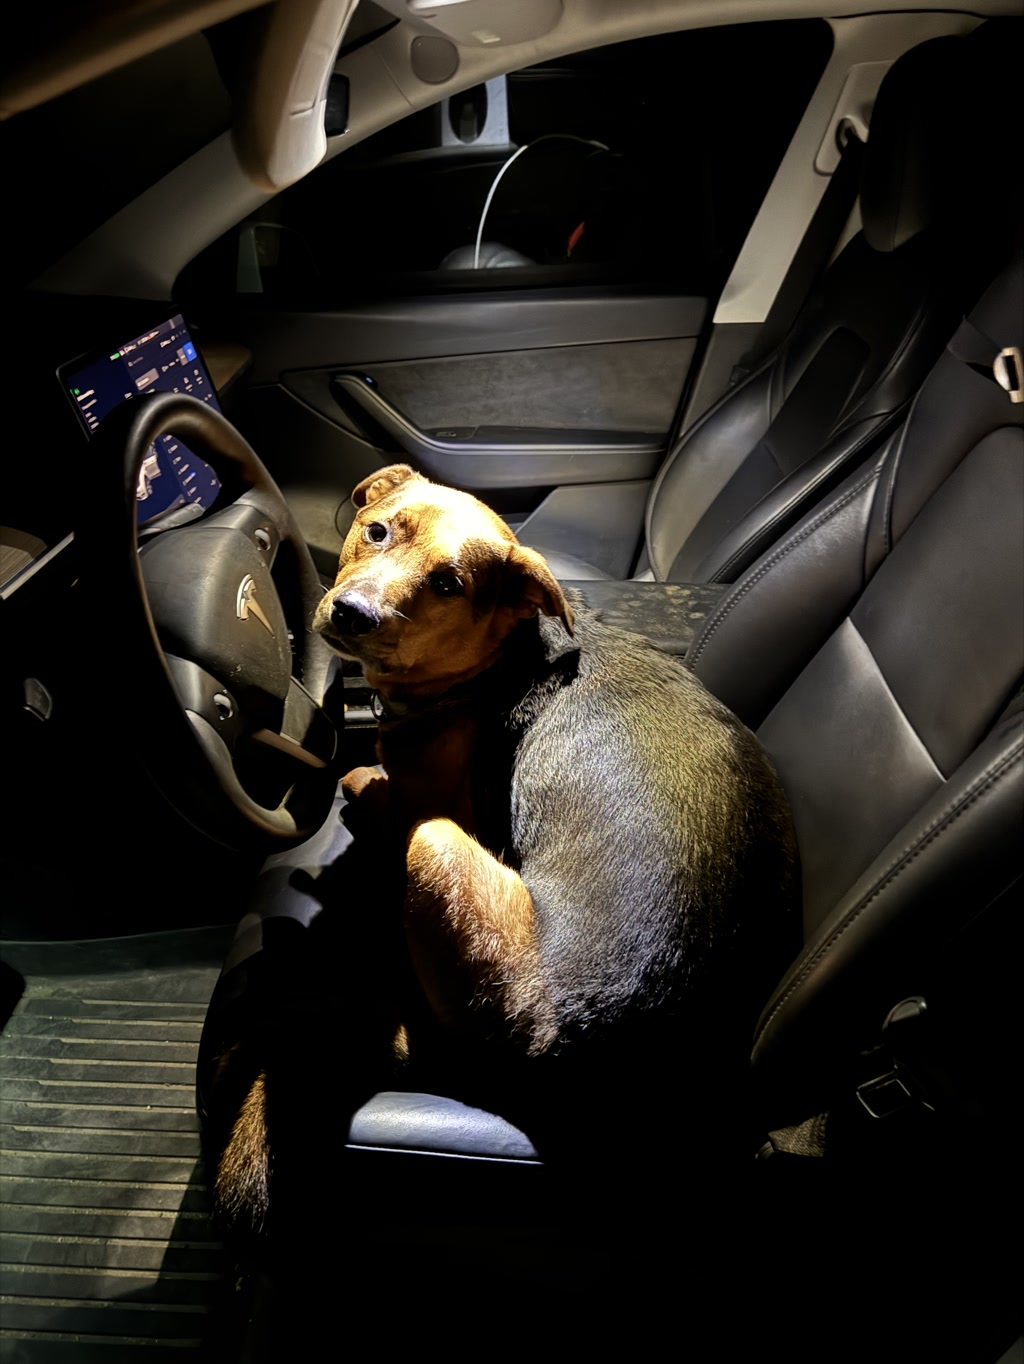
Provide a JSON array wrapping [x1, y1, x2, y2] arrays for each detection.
[[223, 287, 707, 568], [330, 371, 664, 489], [232, 291, 705, 381], [356, 338, 692, 434]]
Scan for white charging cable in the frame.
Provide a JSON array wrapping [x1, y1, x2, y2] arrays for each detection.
[[473, 133, 610, 269]]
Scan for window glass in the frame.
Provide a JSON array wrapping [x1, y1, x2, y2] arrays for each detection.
[[181, 20, 832, 302]]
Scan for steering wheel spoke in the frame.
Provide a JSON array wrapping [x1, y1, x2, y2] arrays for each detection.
[[164, 654, 248, 749], [90, 392, 340, 851]]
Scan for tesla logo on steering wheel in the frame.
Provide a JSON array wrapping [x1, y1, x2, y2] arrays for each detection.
[[236, 574, 275, 637]]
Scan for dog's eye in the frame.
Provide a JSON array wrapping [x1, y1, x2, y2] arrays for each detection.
[[364, 522, 389, 545], [429, 571, 464, 597]]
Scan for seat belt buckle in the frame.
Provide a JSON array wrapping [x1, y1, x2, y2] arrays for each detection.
[[855, 996, 937, 1120], [993, 346, 1024, 403], [856, 1067, 933, 1119]]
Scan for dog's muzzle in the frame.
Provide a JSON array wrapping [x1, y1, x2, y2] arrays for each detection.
[[330, 590, 381, 637]]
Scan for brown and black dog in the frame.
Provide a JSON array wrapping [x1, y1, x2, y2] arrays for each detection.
[[211, 463, 796, 1234]]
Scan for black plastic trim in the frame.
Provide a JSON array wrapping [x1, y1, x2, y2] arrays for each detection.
[[232, 290, 708, 384]]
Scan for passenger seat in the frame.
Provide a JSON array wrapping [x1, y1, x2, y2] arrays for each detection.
[[522, 27, 1015, 587]]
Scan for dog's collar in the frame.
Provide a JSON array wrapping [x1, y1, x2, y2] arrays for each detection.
[[370, 655, 537, 726], [370, 669, 498, 724], [370, 690, 424, 721], [369, 613, 580, 726]]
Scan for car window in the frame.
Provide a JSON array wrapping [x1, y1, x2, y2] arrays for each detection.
[[180, 20, 832, 303]]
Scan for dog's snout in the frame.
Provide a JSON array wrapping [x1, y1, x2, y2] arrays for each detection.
[[331, 592, 381, 637]]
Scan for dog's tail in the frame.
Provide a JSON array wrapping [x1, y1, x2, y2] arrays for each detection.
[[213, 1070, 271, 1239]]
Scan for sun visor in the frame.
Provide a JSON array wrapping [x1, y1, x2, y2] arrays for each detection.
[[232, 0, 359, 192]]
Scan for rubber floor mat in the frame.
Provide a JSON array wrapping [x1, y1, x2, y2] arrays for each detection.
[[0, 933, 234, 1363]]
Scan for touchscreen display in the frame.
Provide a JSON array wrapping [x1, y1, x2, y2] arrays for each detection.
[[60, 315, 222, 526]]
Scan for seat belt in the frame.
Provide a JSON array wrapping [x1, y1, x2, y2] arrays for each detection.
[[757, 997, 947, 1161], [730, 128, 866, 387], [755, 992, 992, 1165], [947, 316, 1024, 402]]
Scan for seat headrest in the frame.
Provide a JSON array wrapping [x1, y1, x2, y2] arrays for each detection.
[[947, 20, 1024, 257], [860, 36, 962, 254]]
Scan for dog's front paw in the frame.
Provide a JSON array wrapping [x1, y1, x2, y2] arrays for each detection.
[[341, 766, 390, 839], [342, 765, 387, 801]]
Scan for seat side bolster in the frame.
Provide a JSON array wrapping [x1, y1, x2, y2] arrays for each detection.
[[687, 444, 891, 727], [752, 716, 1024, 1119]]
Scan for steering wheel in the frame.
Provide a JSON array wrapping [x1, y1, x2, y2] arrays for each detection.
[[89, 392, 340, 852]]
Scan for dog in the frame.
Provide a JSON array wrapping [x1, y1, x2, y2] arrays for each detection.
[[210, 463, 797, 1236]]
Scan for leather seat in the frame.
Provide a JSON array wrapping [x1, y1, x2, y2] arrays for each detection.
[[525, 30, 1013, 586], [690, 254, 1023, 1118]]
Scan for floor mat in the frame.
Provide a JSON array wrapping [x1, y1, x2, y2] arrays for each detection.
[[0, 932, 234, 1363]]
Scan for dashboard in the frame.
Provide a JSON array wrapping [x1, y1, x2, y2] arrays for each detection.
[[1, 306, 232, 602], [59, 314, 223, 528]]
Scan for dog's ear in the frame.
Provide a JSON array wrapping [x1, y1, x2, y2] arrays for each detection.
[[505, 545, 574, 636], [352, 464, 424, 508]]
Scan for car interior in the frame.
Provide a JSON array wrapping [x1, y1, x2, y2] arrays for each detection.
[[0, 1, 1021, 1360]]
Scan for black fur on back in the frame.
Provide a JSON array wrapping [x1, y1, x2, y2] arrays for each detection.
[[500, 604, 798, 1057]]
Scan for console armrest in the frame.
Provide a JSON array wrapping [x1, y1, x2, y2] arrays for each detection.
[[563, 580, 729, 656]]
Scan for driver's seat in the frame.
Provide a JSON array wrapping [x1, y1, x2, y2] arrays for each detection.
[[198, 254, 1023, 1360]]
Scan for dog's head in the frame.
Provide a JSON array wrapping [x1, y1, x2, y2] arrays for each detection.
[[313, 464, 573, 693]]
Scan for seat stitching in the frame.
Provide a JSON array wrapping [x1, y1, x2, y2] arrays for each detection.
[[711, 418, 900, 583], [688, 467, 882, 665], [880, 381, 924, 555], [827, 293, 933, 442], [757, 741, 1023, 1041], [707, 289, 932, 584]]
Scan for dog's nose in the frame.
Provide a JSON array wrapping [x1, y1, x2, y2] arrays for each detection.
[[331, 592, 381, 637]]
